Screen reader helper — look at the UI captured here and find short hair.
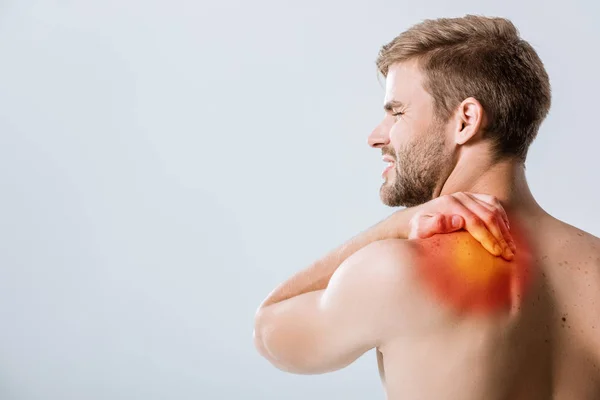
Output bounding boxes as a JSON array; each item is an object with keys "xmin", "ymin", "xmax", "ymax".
[{"xmin": 376, "ymin": 15, "xmax": 551, "ymax": 163}]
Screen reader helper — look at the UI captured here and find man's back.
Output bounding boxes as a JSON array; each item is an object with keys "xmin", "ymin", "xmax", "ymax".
[{"xmin": 377, "ymin": 215, "xmax": 600, "ymax": 400}]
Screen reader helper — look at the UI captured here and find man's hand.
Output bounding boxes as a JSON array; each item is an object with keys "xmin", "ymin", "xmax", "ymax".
[{"xmin": 407, "ymin": 192, "xmax": 516, "ymax": 260}]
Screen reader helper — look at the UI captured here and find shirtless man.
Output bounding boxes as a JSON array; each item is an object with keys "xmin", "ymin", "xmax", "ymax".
[{"xmin": 253, "ymin": 15, "xmax": 600, "ymax": 399}]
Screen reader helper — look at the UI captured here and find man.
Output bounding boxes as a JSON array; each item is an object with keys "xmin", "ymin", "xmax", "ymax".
[{"xmin": 253, "ymin": 15, "xmax": 600, "ymax": 399}]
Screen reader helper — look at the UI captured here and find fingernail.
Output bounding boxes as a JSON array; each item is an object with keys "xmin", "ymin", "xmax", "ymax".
[
  {"xmin": 494, "ymin": 244, "xmax": 502, "ymax": 255},
  {"xmin": 510, "ymin": 241, "xmax": 517, "ymax": 252},
  {"xmin": 504, "ymin": 247, "xmax": 514, "ymax": 259},
  {"xmin": 452, "ymin": 216, "xmax": 461, "ymax": 228}
]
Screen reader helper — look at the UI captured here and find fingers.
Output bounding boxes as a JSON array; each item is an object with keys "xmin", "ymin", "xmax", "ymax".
[
  {"xmin": 409, "ymin": 192, "xmax": 517, "ymax": 261},
  {"xmin": 497, "ymin": 213, "xmax": 516, "ymax": 253},
  {"xmin": 456, "ymin": 193, "xmax": 515, "ymax": 260},
  {"xmin": 452, "ymin": 193, "xmax": 513, "ymax": 259},
  {"xmin": 468, "ymin": 192, "xmax": 510, "ymax": 230},
  {"xmin": 468, "ymin": 195, "xmax": 516, "ymax": 253}
]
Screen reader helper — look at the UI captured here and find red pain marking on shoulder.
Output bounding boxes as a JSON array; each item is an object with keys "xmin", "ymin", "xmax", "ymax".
[{"xmin": 413, "ymin": 219, "xmax": 535, "ymax": 315}]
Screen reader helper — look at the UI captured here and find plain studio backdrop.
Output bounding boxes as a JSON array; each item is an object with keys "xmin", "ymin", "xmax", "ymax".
[{"xmin": 0, "ymin": 0, "xmax": 598, "ymax": 399}]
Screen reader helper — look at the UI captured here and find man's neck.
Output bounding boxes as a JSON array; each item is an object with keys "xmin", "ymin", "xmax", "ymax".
[{"xmin": 436, "ymin": 155, "xmax": 547, "ymax": 219}]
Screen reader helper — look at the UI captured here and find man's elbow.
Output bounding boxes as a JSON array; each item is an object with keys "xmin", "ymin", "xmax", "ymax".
[
  {"xmin": 253, "ymin": 308, "xmax": 319, "ymax": 374},
  {"xmin": 253, "ymin": 307, "xmax": 272, "ymax": 359},
  {"xmin": 253, "ymin": 308, "xmax": 286, "ymax": 368}
]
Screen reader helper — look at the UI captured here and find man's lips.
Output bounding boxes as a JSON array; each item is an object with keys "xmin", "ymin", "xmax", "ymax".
[{"xmin": 382, "ymin": 155, "xmax": 395, "ymax": 177}]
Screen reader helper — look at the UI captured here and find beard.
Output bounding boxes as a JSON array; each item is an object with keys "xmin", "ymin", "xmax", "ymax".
[{"xmin": 380, "ymin": 122, "xmax": 453, "ymax": 208}]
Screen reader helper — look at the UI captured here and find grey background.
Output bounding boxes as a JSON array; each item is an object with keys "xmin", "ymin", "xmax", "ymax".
[{"xmin": 0, "ymin": 0, "xmax": 598, "ymax": 399}]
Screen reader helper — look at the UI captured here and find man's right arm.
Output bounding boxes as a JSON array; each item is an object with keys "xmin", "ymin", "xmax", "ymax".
[
  {"xmin": 258, "ymin": 193, "xmax": 515, "ymax": 309},
  {"xmin": 310, "ymin": 192, "xmax": 516, "ymax": 290}
]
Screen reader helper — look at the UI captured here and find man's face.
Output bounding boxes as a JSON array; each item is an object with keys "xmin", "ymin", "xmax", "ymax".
[{"xmin": 368, "ymin": 61, "xmax": 454, "ymax": 208}]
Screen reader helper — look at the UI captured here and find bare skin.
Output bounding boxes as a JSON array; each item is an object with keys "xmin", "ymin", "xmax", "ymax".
[
  {"xmin": 254, "ymin": 60, "xmax": 600, "ymax": 398},
  {"xmin": 377, "ymin": 216, "xmax": 600, "ymax": 400}
]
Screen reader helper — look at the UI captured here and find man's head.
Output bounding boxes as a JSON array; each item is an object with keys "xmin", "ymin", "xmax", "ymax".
[{"xmin": 368, "ymin": 15, "xmax": 551, "ymax": 208}]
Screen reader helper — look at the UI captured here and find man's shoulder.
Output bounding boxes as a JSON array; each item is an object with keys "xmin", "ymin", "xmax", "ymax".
[
  {"xmin": 340, "ymin": 235, "xmax": 476, "ymax": 289},
  {"xmin": 337, "ymin": 238, "xmax": 450, "ymax": 304},
  {"xmin": 340, "ymin": 238, "xmax": 418, "ymax": 284},
  {"xmin": 363, "ymin": 232, "xmax": 521, "ymax": 312},
  {"xmin": 335, "ymin": 237, "xmax": 460, "ymax": 335},
  {"xmin": 352, "ymin": 232, "xmax": 494, "ymax": 275},
  {"xmin": 410, "ymin": 230, "xmax": 495, "ymax": 258},
  {"xmin": 412, "ymin": 231, "xmax": 535, "ymax": 314}
]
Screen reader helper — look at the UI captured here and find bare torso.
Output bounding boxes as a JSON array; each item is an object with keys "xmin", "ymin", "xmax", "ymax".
[{"xmin": 377, "ymin": 215, "xmax": 600, "ymax": 399}]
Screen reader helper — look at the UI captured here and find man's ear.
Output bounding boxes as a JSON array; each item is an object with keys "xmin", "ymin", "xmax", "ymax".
[{"xmin": 453, "ymin": 97, "xmax": 485, "ymax": 145}]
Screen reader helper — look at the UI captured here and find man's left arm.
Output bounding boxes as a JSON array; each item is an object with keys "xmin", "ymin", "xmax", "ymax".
[{"xmin": 253, "ymin": 239, "xmax": 412, "ymax": 374}]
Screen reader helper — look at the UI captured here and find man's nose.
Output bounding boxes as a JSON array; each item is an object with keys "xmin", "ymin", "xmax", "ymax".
[{"xmin": 368, "ymin": 122, "xmax": 390, "ymax": 148}]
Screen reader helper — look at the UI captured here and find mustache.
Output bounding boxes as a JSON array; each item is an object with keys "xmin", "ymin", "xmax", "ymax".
[{"xmin": 382, "ymin": 147, "xmax": 396, "ymax": 159}]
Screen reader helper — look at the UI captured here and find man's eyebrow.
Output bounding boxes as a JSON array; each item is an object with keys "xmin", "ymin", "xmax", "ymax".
[{"xmin": 383, "ymin": 100, "xmax": 405, "ymax": 112}]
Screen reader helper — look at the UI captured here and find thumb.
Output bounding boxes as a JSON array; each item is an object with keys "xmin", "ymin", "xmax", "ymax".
[
  {"xmin": 410, "ymin": 213, "xmax": 443, "ymax": 239},
  {"xmin": 448, "ymin": 215, "xmax": 464, "ymax": 231},
  {"xmin": 417, "ymin": 214, "xmax": 463, "ymax": 238}
]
